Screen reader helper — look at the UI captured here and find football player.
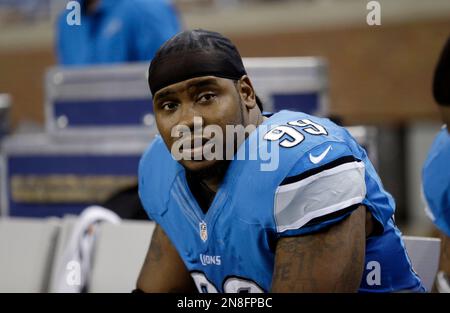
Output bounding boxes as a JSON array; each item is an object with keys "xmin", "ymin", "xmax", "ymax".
[
  {"xmin": 422, "ymin": 36, "xmax": 450, "ymax": 293},
  {"xmin": 136, "ymin": 29, "xmax": 424, "ymax": 293}
]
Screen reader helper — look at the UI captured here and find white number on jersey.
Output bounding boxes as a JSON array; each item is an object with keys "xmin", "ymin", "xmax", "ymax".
[
  {"xmin": 191, "ymin": 272, "xmax": 264, "ymax": 293},
  {"xmin": 264, "ymin": 118, "xmax": 328, "ymax": 147}
]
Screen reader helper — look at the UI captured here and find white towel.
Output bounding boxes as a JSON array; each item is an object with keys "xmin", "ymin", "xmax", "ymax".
[{"xmin": 50, "ymin": 206, "xmax": 121, "ymax": 293}]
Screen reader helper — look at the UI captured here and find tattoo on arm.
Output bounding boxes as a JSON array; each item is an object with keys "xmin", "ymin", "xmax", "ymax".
[
  {"xmin": 146, "ymin": 225, "xmax": 163, "ymax": 264},
  {"xmin": 137, "ymin": 225, "xmax": 197, "ymax": 292},
  {"xmin": 271, "ymin": 205, "xmax": 366, "ymax": 292}
]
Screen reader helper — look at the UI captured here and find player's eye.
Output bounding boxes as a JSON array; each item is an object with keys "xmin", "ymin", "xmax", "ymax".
[
  {"xmin": 197, "ymin": 92, "xmax": 217, "ymax": 103},
  {"xmin": 161, "ymin": 102, "xmax": 179, "ymax": 111}
]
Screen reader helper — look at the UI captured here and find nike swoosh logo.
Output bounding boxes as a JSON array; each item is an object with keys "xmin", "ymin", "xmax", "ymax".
[{"xmin": 309, "ymin": 145, "xmax": 332, "ymax": 164}]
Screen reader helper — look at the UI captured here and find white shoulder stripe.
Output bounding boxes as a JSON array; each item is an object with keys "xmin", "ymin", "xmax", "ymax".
[
  {"xmin": 277, "ymin": 161, "xmax": 365, "ymax": 193},
  {"xmin": 274, "ymin": 161, "xmax": 366, "ymax": 233}
]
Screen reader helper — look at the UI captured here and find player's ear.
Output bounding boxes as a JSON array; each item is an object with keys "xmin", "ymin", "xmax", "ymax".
[{"xmin": 237, "ymin": 75, "xmax": 257, "ymax": 110}]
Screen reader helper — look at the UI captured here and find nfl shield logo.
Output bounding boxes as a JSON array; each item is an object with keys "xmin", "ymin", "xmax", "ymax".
[{"xmin": 199, "ymin": 221, "xmax": 208, "ymax": 242}]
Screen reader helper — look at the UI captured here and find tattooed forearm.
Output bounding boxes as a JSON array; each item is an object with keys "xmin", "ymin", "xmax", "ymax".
[
  {"xmin": 271, "ymin": 205, "xmax": 366, "ymax": 292},
  {"xmin": 146, "ymin": 225, "xmax": 163, "ymax": 263},
  {"xmin": 137, "ymin": 224, "xmax": 197, "ymax": 292}
]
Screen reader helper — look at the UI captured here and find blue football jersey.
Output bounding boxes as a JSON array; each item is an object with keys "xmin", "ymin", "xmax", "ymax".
[
  {"xmin": 139, "ymin": 110, "xmax": 424, "ymax": 293},
  {"xmin": 423, "ymin": 126, "xmax": 450, "ymax": 236}
]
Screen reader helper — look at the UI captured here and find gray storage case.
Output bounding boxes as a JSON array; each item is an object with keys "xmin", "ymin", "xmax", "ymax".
[{"xmin": 45, "ymin": 58, "xmax": 328, "ymax": 137}]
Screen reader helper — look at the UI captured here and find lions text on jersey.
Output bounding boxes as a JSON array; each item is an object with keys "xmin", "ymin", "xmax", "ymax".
[{"xmin": 139, "ymin": 110, "xmax": 424, "ymax": 293}]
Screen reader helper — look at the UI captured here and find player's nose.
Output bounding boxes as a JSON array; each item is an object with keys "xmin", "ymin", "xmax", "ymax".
[{"xmin": 177, "ymin": 103, "xmax": 201, "ymax": 131}]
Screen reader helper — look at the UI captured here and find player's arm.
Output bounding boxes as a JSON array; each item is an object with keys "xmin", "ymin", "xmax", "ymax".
[
  {"xmin": 136, "ymin": 224, "xmax": 197, "ymax": 292},
  {"xmin": 271, "ymin": 205, "xmax": 372, "ymax": 292},
  {"xmin": 439, "ymin": 234, "xmax": 450, "ymax": 274}
]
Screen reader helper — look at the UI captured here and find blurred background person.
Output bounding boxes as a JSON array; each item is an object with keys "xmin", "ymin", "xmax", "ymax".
[
  {"xmin": 56, "ymin": 0, "xmax": 182, "ymax": 65},
  {"xmin": 55, "ymin": 0, "xmax": 182, "ymax": 220},
  {"xmin": 422, "ymin": 36, "xmax": 450, "ymax": 293}
]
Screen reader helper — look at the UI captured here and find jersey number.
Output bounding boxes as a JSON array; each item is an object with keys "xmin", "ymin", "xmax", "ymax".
[
  {"xmin": 264, "ymin": 118, "xmax": 328, "ymax": 148},
  {"xmin": 191, "ymin": 272, "xmax": 264, "ymax": 293}
]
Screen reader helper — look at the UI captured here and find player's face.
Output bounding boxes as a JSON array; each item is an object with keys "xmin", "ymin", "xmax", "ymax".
[{"xmin": 153, "ymin": 76, "xmax": 245, "ymax": 172}]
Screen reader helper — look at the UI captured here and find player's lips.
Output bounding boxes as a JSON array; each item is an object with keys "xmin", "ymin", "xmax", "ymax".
[{"xmin": 178, "ymin": 136, "xmax": 214, "ymax": 157}]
